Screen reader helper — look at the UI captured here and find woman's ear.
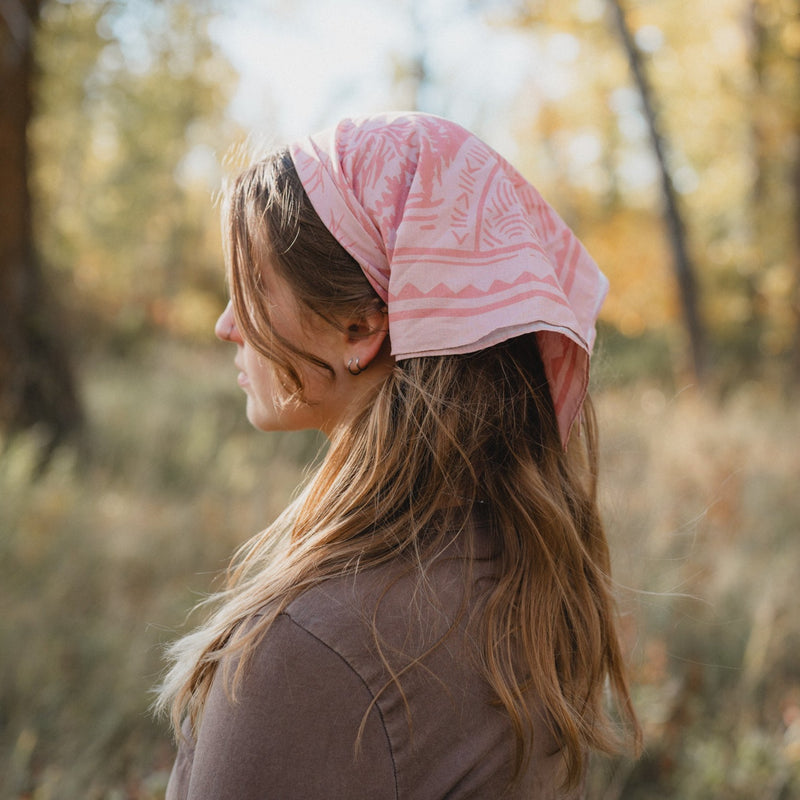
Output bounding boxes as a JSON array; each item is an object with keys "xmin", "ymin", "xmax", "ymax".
[{"xmin": 342, "ymin": 305, "xmax": 390, "ymax": 375}]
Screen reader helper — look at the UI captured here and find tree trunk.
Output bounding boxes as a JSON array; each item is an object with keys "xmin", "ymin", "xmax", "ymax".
[
  {"xmin": 607, "ymin": 0, "xmax": 708, "ymax": 383},
  {"xmin": 792, "ymin": 2, "xmax": 800, "ymax": 383},
  {"xmin": 792, "ymin": 128, "xmax": 800, "ymax": 383},
  {"xmin": 0, "ymin": 0, "xmax": 83, "ymax": 447},
  {"xmin": 746, "ymin": 0, "xmax": 769, "ymax": 374}
]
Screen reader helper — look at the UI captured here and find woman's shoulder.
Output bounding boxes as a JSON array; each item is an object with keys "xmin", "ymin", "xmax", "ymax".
[
  {"xmin": 173, "ymin": 603, "xmax": 398, "ymax": 800},
  {"xmin": 269, "ymin": 532, "xmax": 574, "ymax": 799},
  {"xmin": 282, "ymin": 527, "xmax": 494, "ymax": 674},
  {"xmin": 179, "ymin": 524, "xmax": 576, "ymax": 800}
]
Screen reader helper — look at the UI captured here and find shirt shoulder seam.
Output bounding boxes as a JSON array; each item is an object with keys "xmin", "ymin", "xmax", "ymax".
[{"xmin": 278, "ymin": 610, "xmax": 400, "ymax": 800}]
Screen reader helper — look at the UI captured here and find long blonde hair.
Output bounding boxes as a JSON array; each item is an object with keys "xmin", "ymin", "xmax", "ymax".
[{"xmin": 157, "ymin": 150, "xmax": 640, "ymax": 788}]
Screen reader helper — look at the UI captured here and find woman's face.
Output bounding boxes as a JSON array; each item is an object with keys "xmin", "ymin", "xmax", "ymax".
[{"xmin": 215, "ymin": 263, "xmax": 391, "ymax": 436}]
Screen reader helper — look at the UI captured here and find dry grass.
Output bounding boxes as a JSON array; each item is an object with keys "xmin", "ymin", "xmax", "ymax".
[
  {"xmin": 0, "ymin": 344, "xmax": 320, "ymax": 799},
  {"xmin": 1, "ymin": 344, "xmax": 798, "ymax": 798},
  {"xmin": 591, "ymin": 383, "xmax": 800, "ymax": 799}
]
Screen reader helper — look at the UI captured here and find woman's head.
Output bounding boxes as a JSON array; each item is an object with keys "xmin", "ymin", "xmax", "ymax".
[
  {"xmin": 218, "ymin": 149, "xmax": 394, "ymax": 434},
  {"xmin": 220, "ymin": 110, "xmax": 608, "ymax": 447}
]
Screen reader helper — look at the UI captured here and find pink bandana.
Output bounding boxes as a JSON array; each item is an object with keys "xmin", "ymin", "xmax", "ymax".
[{"xmin": 289, "ymin": 112, "xmax": 607, "ymax": 446}]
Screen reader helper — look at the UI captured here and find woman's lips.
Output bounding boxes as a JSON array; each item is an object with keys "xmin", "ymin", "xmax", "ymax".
[{"xmin": 235, "ymin": 363, "xmax": 249, "ymax": 388}]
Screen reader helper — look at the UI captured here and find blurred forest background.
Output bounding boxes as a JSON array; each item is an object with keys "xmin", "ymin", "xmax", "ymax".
[{"xmin": 1, "ymin": 0, "xmax": 799, "ymax": 797}]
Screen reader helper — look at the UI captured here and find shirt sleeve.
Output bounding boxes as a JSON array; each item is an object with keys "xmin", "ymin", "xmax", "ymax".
[{"xmin": 184, "ymin": 613, "xmax": 397, "ymax": 800}]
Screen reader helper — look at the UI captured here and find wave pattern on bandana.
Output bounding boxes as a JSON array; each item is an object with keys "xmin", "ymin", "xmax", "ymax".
[{"xmin": 290, "ymin": 112, "xmax": 608, "ymax": 446}]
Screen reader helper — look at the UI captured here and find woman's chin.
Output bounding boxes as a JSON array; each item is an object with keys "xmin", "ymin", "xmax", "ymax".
[
  {"xmin": 245, "ymin": 401, "xmax": 293, "ymax": 433},
  {"xmin": 244, "ymin": 399, "xmax": 274, "ymax": 432}
]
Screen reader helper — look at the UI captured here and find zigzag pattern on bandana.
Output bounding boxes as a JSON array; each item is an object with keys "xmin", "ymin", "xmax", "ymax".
[{"xmin": 290, "ymin": 112, "xmax": 608, "ymax": 446}]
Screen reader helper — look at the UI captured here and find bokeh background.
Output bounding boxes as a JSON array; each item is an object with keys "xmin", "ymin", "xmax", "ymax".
[{"xmin": 2, "ymin": 0, "xmax": 799, "ymax": 797}]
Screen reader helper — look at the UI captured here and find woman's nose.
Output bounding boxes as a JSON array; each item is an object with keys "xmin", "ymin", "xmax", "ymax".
[{"xmin": 215, "ymin": 301, "xmax": 243, "ymax": 343}]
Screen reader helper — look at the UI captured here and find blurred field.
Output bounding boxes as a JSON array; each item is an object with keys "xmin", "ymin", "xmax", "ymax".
[
  {"xmin": 592, "ymin": 376, "xmax": 800, "ymax": 799},
  {"xmin": 1, "ymin": 342, "xmax": 799, "ymax": 799}
]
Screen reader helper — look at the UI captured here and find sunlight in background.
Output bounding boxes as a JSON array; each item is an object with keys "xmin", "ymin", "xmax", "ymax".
[
  {"xmin": 209, "ymin": 0, "xmax": 407, "ymax": 138},
  {"xmin": 208, "ymin": 0, "xmax": 537, "ymax": 157}
]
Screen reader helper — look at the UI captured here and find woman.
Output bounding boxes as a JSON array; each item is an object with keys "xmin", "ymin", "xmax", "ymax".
[{"xmin": 159, "ymin": 112, "xmax": 640, "ymax": 799}]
